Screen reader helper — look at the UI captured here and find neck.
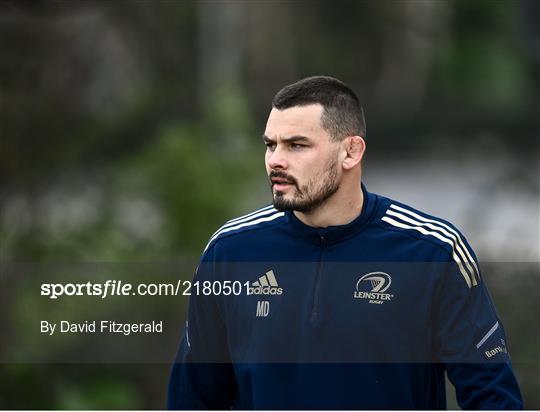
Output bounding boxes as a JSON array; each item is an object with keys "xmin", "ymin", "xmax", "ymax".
[{"xmin": 293, "ymin": 180, "xmax": 364, "ymax": 228}]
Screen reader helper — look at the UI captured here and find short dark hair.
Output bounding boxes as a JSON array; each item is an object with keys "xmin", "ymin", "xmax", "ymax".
[{"xmin": 272, "ymin": 76, "xmax": 366, "ymax": 141}]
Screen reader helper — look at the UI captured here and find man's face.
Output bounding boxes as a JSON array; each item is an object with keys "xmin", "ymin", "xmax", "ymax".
[{"xmin": 263, "ymin": 104, "xmax": 342, "ymax": 213}]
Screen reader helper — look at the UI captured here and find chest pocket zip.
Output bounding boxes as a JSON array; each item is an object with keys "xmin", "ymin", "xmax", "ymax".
[{"xmin": 310, "ymin": 233, "xmax": 327, "ymax": 321}]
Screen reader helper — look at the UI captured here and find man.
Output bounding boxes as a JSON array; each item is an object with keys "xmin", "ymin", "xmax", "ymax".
[{"xmin": 168, "ymin": 76, "xmax": 523, "ymax": 409}]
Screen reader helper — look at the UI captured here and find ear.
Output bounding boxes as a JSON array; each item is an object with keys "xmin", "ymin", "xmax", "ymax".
[{"xmin": 342, "ymin": 136, "xmax": 366, "ymax": 170}]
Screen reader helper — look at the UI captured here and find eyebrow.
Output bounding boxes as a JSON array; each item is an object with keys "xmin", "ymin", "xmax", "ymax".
[{"xmin": 262, "ymin": 134, "xmax": 311, "ymax": 143}]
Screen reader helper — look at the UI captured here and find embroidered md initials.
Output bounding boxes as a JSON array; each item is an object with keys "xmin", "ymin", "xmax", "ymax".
[{"xmin": 256, "ymin": 300, "xmax": 270, "ymax": 317}]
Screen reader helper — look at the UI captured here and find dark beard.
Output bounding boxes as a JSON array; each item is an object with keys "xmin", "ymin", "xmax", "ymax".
[{"xmin": 271, "ymin": 158, "xmax": 339, "ymax": 213}]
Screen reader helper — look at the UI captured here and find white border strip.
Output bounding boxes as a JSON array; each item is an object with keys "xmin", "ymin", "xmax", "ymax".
[
  {"xmin": 476, "ymin": 321, "xmax": 499, "ymax": 349},
  {"xmin": 227, "ymin": 204, "xmax": 275, "ymax": 224},
  {"xmin": 209, "ymin": 206, "xmax": 277, "ymax": 239},
  {"xmin": 185, "ymin": 320, "xmax": 190, "ymax": 348},
  {"xmin": 386, "ymin": 209, "xmax": 478, "ymax": 286},
  {"xmin": 204, "ymin": 211, "xmax": 284, "ymax": 251},
  {"xmin": 390, "ymin": 204, "xmax": 480, "ymax": 280},
  {"xmin": 381, "ymin": 216, "xmax": 473, "ymax": 288}
]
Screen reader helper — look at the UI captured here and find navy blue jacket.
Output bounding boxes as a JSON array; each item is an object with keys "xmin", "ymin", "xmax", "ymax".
[{"xmin": 168, "ymin": 185, "xmax": 523, "ymax": 409}]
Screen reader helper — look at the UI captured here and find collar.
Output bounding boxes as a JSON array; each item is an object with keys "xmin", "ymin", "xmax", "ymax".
[{"xmin": 285, "ymin": 183, "xmax": 378, "ymax": 246}]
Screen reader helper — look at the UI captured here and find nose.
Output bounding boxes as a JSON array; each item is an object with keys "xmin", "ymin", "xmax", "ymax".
[{"xmin": 267, "ymin": 145, "xmax": 288, "ymax": 170}]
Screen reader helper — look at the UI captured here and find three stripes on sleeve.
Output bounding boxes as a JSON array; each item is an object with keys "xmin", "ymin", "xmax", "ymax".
[
  {"xmin": 202, "ymin": 202, "xmax": 481, "ymax": 289},
  {"xmin": 204, "ymin": 205, "xmax": 284, "ymax": 252},
  {"xmin": 382, "ymin": 204, "xmax": 480, "ymax": 288}
]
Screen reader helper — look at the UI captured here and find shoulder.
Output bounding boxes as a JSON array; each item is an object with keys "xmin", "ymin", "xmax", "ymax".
[
  {"xmin": 202, "ymin": 204, "xmax": 286, "ymax": 254},
  {"xmin": 375, "ymin": 196, "xmax": 465, "ymax": 248},
  {"xmin": 373, "ymin": 194, "xmax": 480, "ymax": 288}
]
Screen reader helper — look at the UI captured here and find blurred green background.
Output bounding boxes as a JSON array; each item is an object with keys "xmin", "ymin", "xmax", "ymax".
[{"xmin": 0, "ymin": 0, "xmax": 538, "ymax": 409}]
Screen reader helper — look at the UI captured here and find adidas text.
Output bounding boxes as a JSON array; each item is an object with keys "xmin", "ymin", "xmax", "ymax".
[{"xmin": 248, "ymin": 286, "xmax": 283, "ymax": 295}]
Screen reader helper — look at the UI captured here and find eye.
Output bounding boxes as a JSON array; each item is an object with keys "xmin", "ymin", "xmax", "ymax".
[
  {"xmin": 290, "ymin": 143, "xmax": 306, "ymax": 150},
  {"xmin": 265, "ymin": 142, "xmax": 276, "ymax": 151}
]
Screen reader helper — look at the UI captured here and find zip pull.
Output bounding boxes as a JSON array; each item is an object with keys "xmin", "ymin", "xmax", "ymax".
[{"xmin": 319, "ymin": 234, "xmax": 326, "ymax": 247}]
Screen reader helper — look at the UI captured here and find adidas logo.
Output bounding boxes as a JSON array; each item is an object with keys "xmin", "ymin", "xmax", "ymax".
[{"xmin": 248, "ymin": 270, "xmax": 283, "ymax": 295}]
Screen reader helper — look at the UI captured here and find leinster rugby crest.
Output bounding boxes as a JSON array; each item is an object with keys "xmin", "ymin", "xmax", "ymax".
[{"xmin": 354, "ymin": 272, "xmax": 394, "ymax": 305}]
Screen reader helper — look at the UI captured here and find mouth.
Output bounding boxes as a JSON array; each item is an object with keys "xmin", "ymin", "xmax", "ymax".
[
  {"xmin": 273, "ymin": 183, "xmax": 292, "ymax": 191},
  {"xmin": 271, "ymin": 177, "xmax": 294, "ymax": 191}
]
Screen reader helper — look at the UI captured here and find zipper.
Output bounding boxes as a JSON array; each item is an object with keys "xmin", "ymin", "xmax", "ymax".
[{"xmin": 310, "ymin": 233, "xmax": 326, "ymax": 321}]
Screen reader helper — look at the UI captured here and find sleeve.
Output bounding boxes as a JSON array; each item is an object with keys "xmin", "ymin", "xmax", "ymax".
[
  {"xmin": 167, "ymin": 247, "xmax": 238, "ymax": 409},
  {"xmin": 433, "ymin": 241, "xmax": 523, "ymax": 410}
]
